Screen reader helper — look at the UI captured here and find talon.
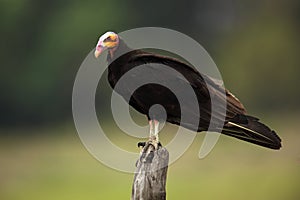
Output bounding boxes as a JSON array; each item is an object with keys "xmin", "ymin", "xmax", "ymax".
[
  {"xmin": 152, "ymin": 142, "xmax": 158, "ymax": 150},
  {"xmin": 137, "ymin": 142, "xmax": 146, "ymax": 148}
]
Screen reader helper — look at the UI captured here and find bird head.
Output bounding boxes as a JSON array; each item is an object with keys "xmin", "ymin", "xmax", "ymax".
[{"xmin": 94, "ymin": 31, "xmax": 119, "ymax": 58}]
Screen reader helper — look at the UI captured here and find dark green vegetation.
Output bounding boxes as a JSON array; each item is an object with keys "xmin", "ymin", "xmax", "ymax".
[
  {"xmin": 1, "ymin": 0, "xmax": 299, "ymax": 199},
  {"xmin": 1, "ymin": 0, "xmax": 299, "ymax": 126}
]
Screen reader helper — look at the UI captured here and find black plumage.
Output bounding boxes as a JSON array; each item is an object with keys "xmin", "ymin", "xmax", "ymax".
[{"xmin": 96, "ymin": 33, "xmax": 281, "ymax": 150}]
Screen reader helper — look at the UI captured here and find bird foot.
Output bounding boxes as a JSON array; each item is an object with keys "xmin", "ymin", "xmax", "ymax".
[
  {"xmin": 137, "ymin": 140, "xmax": 162, "ymax": 149},
  {"xmin": 137, "ymin": 141, "xmax": 146, "ymax": 148},
  {"xmin": 137, "ymin": 140, "xmax": 162, "ymax": 164}
]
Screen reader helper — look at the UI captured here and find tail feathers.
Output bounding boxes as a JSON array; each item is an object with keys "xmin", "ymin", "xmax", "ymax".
[{"xmin": 222, "ymin": 115, "xmax": 281, "ymax": 149}]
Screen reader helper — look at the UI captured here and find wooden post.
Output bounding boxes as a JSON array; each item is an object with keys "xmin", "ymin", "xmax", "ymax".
[{"xmin": 131, "ymin": 145, "xmax": 169, "ymax": 200}]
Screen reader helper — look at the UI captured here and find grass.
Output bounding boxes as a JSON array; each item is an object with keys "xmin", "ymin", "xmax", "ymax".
[{"xmin": 0, "ymin": 114, "xmax": 299, "ymax": 200}]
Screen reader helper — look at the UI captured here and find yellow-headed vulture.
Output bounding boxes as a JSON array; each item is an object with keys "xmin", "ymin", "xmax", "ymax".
[{"xmin": 94, "ymin": 31, "xmax": 281, "ymax": 150}]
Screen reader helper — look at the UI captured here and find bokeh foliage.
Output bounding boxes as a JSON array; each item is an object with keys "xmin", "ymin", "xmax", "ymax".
[{"xmin": 1, "ymin": 0, "xmax": 299, "ymax": 126}]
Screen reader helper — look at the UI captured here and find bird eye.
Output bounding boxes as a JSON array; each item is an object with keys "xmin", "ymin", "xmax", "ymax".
[{"xmin": 104, "ymin": 36, "xmax": 111, "ymax": 42}]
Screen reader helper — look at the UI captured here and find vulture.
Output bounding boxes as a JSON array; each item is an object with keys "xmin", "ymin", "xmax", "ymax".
[{"xmin": 94, "ymin": 31, "xmax": 281, "ymax": 150}]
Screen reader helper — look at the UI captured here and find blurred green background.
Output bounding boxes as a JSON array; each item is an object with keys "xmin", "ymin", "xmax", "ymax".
[{"xmin": 1, "ymin": 0, "xmax": 300, "ymax": 199}]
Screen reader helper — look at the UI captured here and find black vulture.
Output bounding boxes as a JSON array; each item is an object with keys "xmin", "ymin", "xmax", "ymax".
[{"xmin": 94, "ymin": 31, "xmax": 281, "ymax": 150}]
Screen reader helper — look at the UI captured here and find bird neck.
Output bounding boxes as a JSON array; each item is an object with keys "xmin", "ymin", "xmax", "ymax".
[
  {"xmin": 107, "ymin": 38, "xmax": 133, "ymax": 89},
  {"xmin": 107, "ymin": 38, "xmax": 131, "ymax": 63}
]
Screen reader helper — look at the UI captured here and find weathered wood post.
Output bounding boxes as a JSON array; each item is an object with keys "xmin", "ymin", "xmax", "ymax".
[{"xmin": 131, "ymin": 144, "xmax": 169, "ymax": 200}]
